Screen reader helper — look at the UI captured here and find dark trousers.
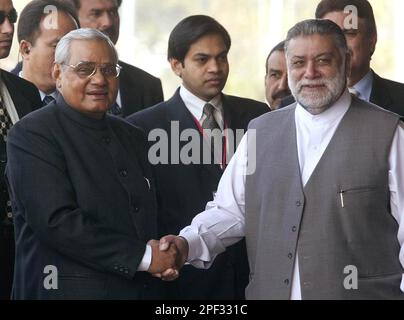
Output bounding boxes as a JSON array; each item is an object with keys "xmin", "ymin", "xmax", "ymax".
[{"xmin": 0, "ymin": 224, "xmax": 14, "ymax": 300}]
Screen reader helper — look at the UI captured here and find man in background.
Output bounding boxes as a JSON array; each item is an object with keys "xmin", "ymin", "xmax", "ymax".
[
  {"xmin": 0, "ymin": 0, "xmax": 41, "ymax": 300},
  {"xmin": 66, "ymin": 0, "xmax": 164, "ymax": 116},
  {"xmin": 264, "ymin": 40, "xmax": 290, "ymax": 110},
  {"xmin": 16, "ymin": 0, "xmax": 79, "ymax": 106}
]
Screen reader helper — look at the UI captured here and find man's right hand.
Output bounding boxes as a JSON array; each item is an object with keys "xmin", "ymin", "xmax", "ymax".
[
  {"xmin": 147, "ymin": 239, "xmax": 179, "ymax": 278},
  {"xmin": 157, "ymin": 235, "xmax": 188, "ymax": 280}
]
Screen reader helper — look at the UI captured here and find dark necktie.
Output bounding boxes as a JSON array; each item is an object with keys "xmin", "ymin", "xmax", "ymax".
[
  {"xmin": 202, "ymin": 103, "xmax": 222, "ymax": 164},
  {"xmin": 0, "ymin": 95, "xmax": 13, "ymax": 222},
  {"xmin": 42, "ymin": 95, "xmax": 55, "ymax": 107},
  {"xmin": 108, "ymin": 102, "xmax": 122, "ymax": 116},
  {"xmin": 0, "ymin": 95, "xmax": 12, "ymax": 142},
  {"xmin": 202, "ymin": 103, "xmax": 220, "ymax": 131}
]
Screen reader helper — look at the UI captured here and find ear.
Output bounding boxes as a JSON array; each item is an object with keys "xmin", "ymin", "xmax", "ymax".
[
  {"xmin": 345, "ymin": 51, "xmax": 352, "ymax": 79},
  {"xmin": 52, "ymin": 63, "xmax": 62, "ymax": 89},
  {"xmin": 169, "ymin": 58, "xmax": 183, "ymax": 78},
  {"xmin": 19, "ymin": 40, "xmax": 31, "ymax": 59},
  {"xmin": 369, "ymin": 32, "xmax": 377, "ymax": 57}
]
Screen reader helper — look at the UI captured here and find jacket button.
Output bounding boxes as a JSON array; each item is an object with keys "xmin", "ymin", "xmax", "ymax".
[
  {"xmin": 133, "ymin": 207, "xmax": 140, "ymax": 213},
  {"xmin": 102, "ymin": 137, "xmax": 111, "ymax": 144},
  {"xmin": 288, "ymin": 253, "xmax": 293, "ymax": 259},
  {"xmin": 284, "ymin": 279, "xmax": 290, "ymax": 285},
  {"xmin": 119, "ymin": 170, "xmax": 128, "ymax": 177},
  {"xmin": 7, "ymin": 212, "xmax": 13, "ymax": 219},
  {"xmin": 292, "ymin": 226, "xmax": 297, "ymax": 232},
  {"xmin": 296, "ymin": 200, "xmax": 302, "ymax": 207}
]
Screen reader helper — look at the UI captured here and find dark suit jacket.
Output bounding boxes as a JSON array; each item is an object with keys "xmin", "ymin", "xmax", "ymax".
[
  {"xmin": 119, "ymin": 61, "xmax": 164, "ymax": 116},
  {"xmin": 11, "ymin": 61, "xmax": 164, "ymax": 117},
  {"xmin": 0, "ymin": 70, "xmax": 41, "ymax": 300},
  {"xmin": 279, "ymin": 71, "xmax": 404, "ymax": 116},
  {"xmin": 127, "ymin": 89, "xmax": 269, "ymax": 299},
  {"xmin": 6, "ymin": 95, "xmax": 159, "ymax": 299}
]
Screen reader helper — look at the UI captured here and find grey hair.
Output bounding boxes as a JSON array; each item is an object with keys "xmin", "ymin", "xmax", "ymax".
[
  {"xmin": 55, "ymin": 28, "xmax": 118, "ymax": 65},
  {"xmin": 285, "ymin": 19, "xmax": 348, "ymax": 57}
]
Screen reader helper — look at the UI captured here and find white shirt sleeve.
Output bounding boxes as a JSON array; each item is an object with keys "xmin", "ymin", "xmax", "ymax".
[
  {"xmin": 388, "ymin": 121, "xmax": 404, "ymax": 292},
  {"xmin": 179, "ymin": 131, "xmax": 249, "ymax": 269},
  {"xmin": 137, "ymin": 244, "xmax": 152, "ymax": 271}
]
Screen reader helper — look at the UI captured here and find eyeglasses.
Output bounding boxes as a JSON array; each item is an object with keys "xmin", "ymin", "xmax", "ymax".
[
  {"xmin": 63, "ymin": 61, "xmax": 122, "ymax": 79},
  {"xmin": 0, "ymin": 9, "xmax": 18, "ymax": 25}
]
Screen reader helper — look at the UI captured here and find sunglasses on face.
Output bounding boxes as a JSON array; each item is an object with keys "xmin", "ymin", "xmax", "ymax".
[
  {"xmin": 0, "ymin": 8, "xmax": 18, "ymax": 24},
  {"xmin": 63, "ymin": 61, "xmax": 122, "ymax": 79}
]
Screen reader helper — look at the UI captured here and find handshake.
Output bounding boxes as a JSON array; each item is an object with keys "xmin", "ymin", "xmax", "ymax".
[{"xmin": 147, "ymin": 235, "xmax": 188, "ymax": 281}]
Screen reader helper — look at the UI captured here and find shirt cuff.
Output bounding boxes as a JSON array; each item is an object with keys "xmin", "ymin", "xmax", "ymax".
[
  {"xmin": 180, "ymin": 228, "xmax": 205, "ymax": 263},
  {"xmin": 137, "ymin": 244, "xmax": 152, "ymax": 271}
]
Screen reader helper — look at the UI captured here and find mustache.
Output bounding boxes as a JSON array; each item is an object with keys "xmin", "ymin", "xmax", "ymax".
[{"xmin": 296, "ymin": 80, "xmax": 328, "ymax": 91}]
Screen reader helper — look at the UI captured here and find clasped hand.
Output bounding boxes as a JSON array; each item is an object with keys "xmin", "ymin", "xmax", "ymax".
[{"xmin": 147, "ymin": 235, "xmax": 188, "ymax": 281}]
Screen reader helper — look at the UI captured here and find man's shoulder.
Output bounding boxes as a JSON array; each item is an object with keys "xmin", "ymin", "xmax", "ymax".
[
  {"xmin": 1, "ymin": 69, "xmax": 38, "ymax": 94},
  {"xmin": 248, "ymin": 103, "xmax": 296, "ymax": 129},
  {"xmin": 126, "ymin": 99, "xmax": 171, "ymax": 128},
  {"xmin": 374, "ymin": 73, "xmax": 404, "ymax": 94},
  {"xmin": 353, "ymin": 96, "xmax": 402, "ymax": 121},
  {"xmin": 223, "ymin": 94, "xmax": 268, "ymax": 110},
  {"xmin": 119, "ymin": 60, "xmax": 160, "ymax": 84}
]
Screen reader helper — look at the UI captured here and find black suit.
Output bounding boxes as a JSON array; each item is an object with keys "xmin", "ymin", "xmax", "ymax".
[
  {"xmin": 11, "ymin": 61, "xmax": 164, "ymax": 116},
  {"xmin": 0, "ymin": 70, "xmax": 41, "ymax": 300},
  {"xmin": 279, "ymin": 71, "xmax": 404, "ymax": 116},
  {"xmin": 118, "ymin": 61, "xmax": 164, "ymax": 116},
  {"xmin": 127, "ymin": 89, "xmax": 268, "ymax": 299},
  {"xmin": 6, "ymin": 95, "xmax": 159, "ymax": 299}
]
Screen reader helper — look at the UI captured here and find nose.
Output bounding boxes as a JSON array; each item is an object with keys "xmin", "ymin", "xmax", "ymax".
[
  {"xmin": 304, "ymin": 61, "xmax": 319, "ymax": 79},
  {"xmin": 100, "ymin": 12, "xmax": 114, "ymax": 29},
  {"xmin": 278, "ymin": 74, "xmax": 289, "ymax": 91},
  {"xmin": 0, "ymin": 17, "xmax": 14, "ymax": 34},
  {"xmin": 207, "ymin": 58, "xmax": 220, "ymax": 73},
  {"xmin": 90, "ymin": 67, "xmax": 107, "ymax": 85}
]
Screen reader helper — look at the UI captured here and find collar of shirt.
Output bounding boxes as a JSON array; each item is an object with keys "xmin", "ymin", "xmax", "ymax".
[
  {"xmin": 295, "ymin": 89, "xmax": 351, "ymax": 186},
  {"xmin": 115, "ymin": 90, "xmax": 122, "ymax": 109},
  {"xmin": 39, "ymin": 90, "xmax": 58, "ymax": 101},
  {"xmin": 295, "ymin": 89, "xmax": 351, "ymax": 128},
  {"xmin": 351, "ymin": 69, "xmax": 373, "ymax": 102},
  {"xmin": 179, "ymin": 85, "xmax": 224, "ymax": 129}
]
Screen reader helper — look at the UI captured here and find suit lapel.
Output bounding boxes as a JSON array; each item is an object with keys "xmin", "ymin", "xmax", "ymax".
[
  {"xmin": 1, "ymin": 71, "xmax": 39, "ymax": 118},
  {"xmin": 166, "ymin": 89, "xmax": 223, "ymax": 178},
  {"xmin": 370, "ymin": 71, "xmax": 393, "ymax": 109},
  {"xmin": 118, "ymin": 61, "xmax": 139, "ymax": 117}
]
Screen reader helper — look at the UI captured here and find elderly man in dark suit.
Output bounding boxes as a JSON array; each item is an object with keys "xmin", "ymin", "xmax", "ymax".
[
  {"xmin": 0, "ymin": 0, "xmax": 41, "ymax": 300},
  {"xmin": 6, "ymin": 28, "xmax": 177, "ymax": 300},
  {"xmin": 128, "ymin": 15, "xmax": 268, "ymax": 300},
  {"xmin": 281, "ymin": 0, "xmax": 404, "ymax": 116}
]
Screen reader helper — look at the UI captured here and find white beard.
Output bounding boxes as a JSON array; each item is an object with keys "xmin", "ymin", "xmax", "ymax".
[{"xmin": 289, "ymin": 64, "xmax": 347, "ymax": 115}]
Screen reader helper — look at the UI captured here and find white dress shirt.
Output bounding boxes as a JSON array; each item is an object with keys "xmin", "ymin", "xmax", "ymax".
[
  {"xmin": 180, "ymin": 89, "xmax": 404, "ymax": 298},
  {"xmin": 349, "ymin": 70, "xmax": 373, "ymax": 102},
  {"xmin": 180, "ymin": 85, "xmax": 224, "ymax": 129}
]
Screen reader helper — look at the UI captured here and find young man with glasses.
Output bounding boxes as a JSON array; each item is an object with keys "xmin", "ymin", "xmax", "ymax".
[{"xmin": 0, "ymin": 0, "xmax": 41, "ymax": 300}]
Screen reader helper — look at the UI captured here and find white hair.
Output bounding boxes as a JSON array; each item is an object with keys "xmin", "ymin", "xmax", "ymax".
[{"xmin": 55, "ymin": 28, "xmax": 118, "ymax": 65}]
